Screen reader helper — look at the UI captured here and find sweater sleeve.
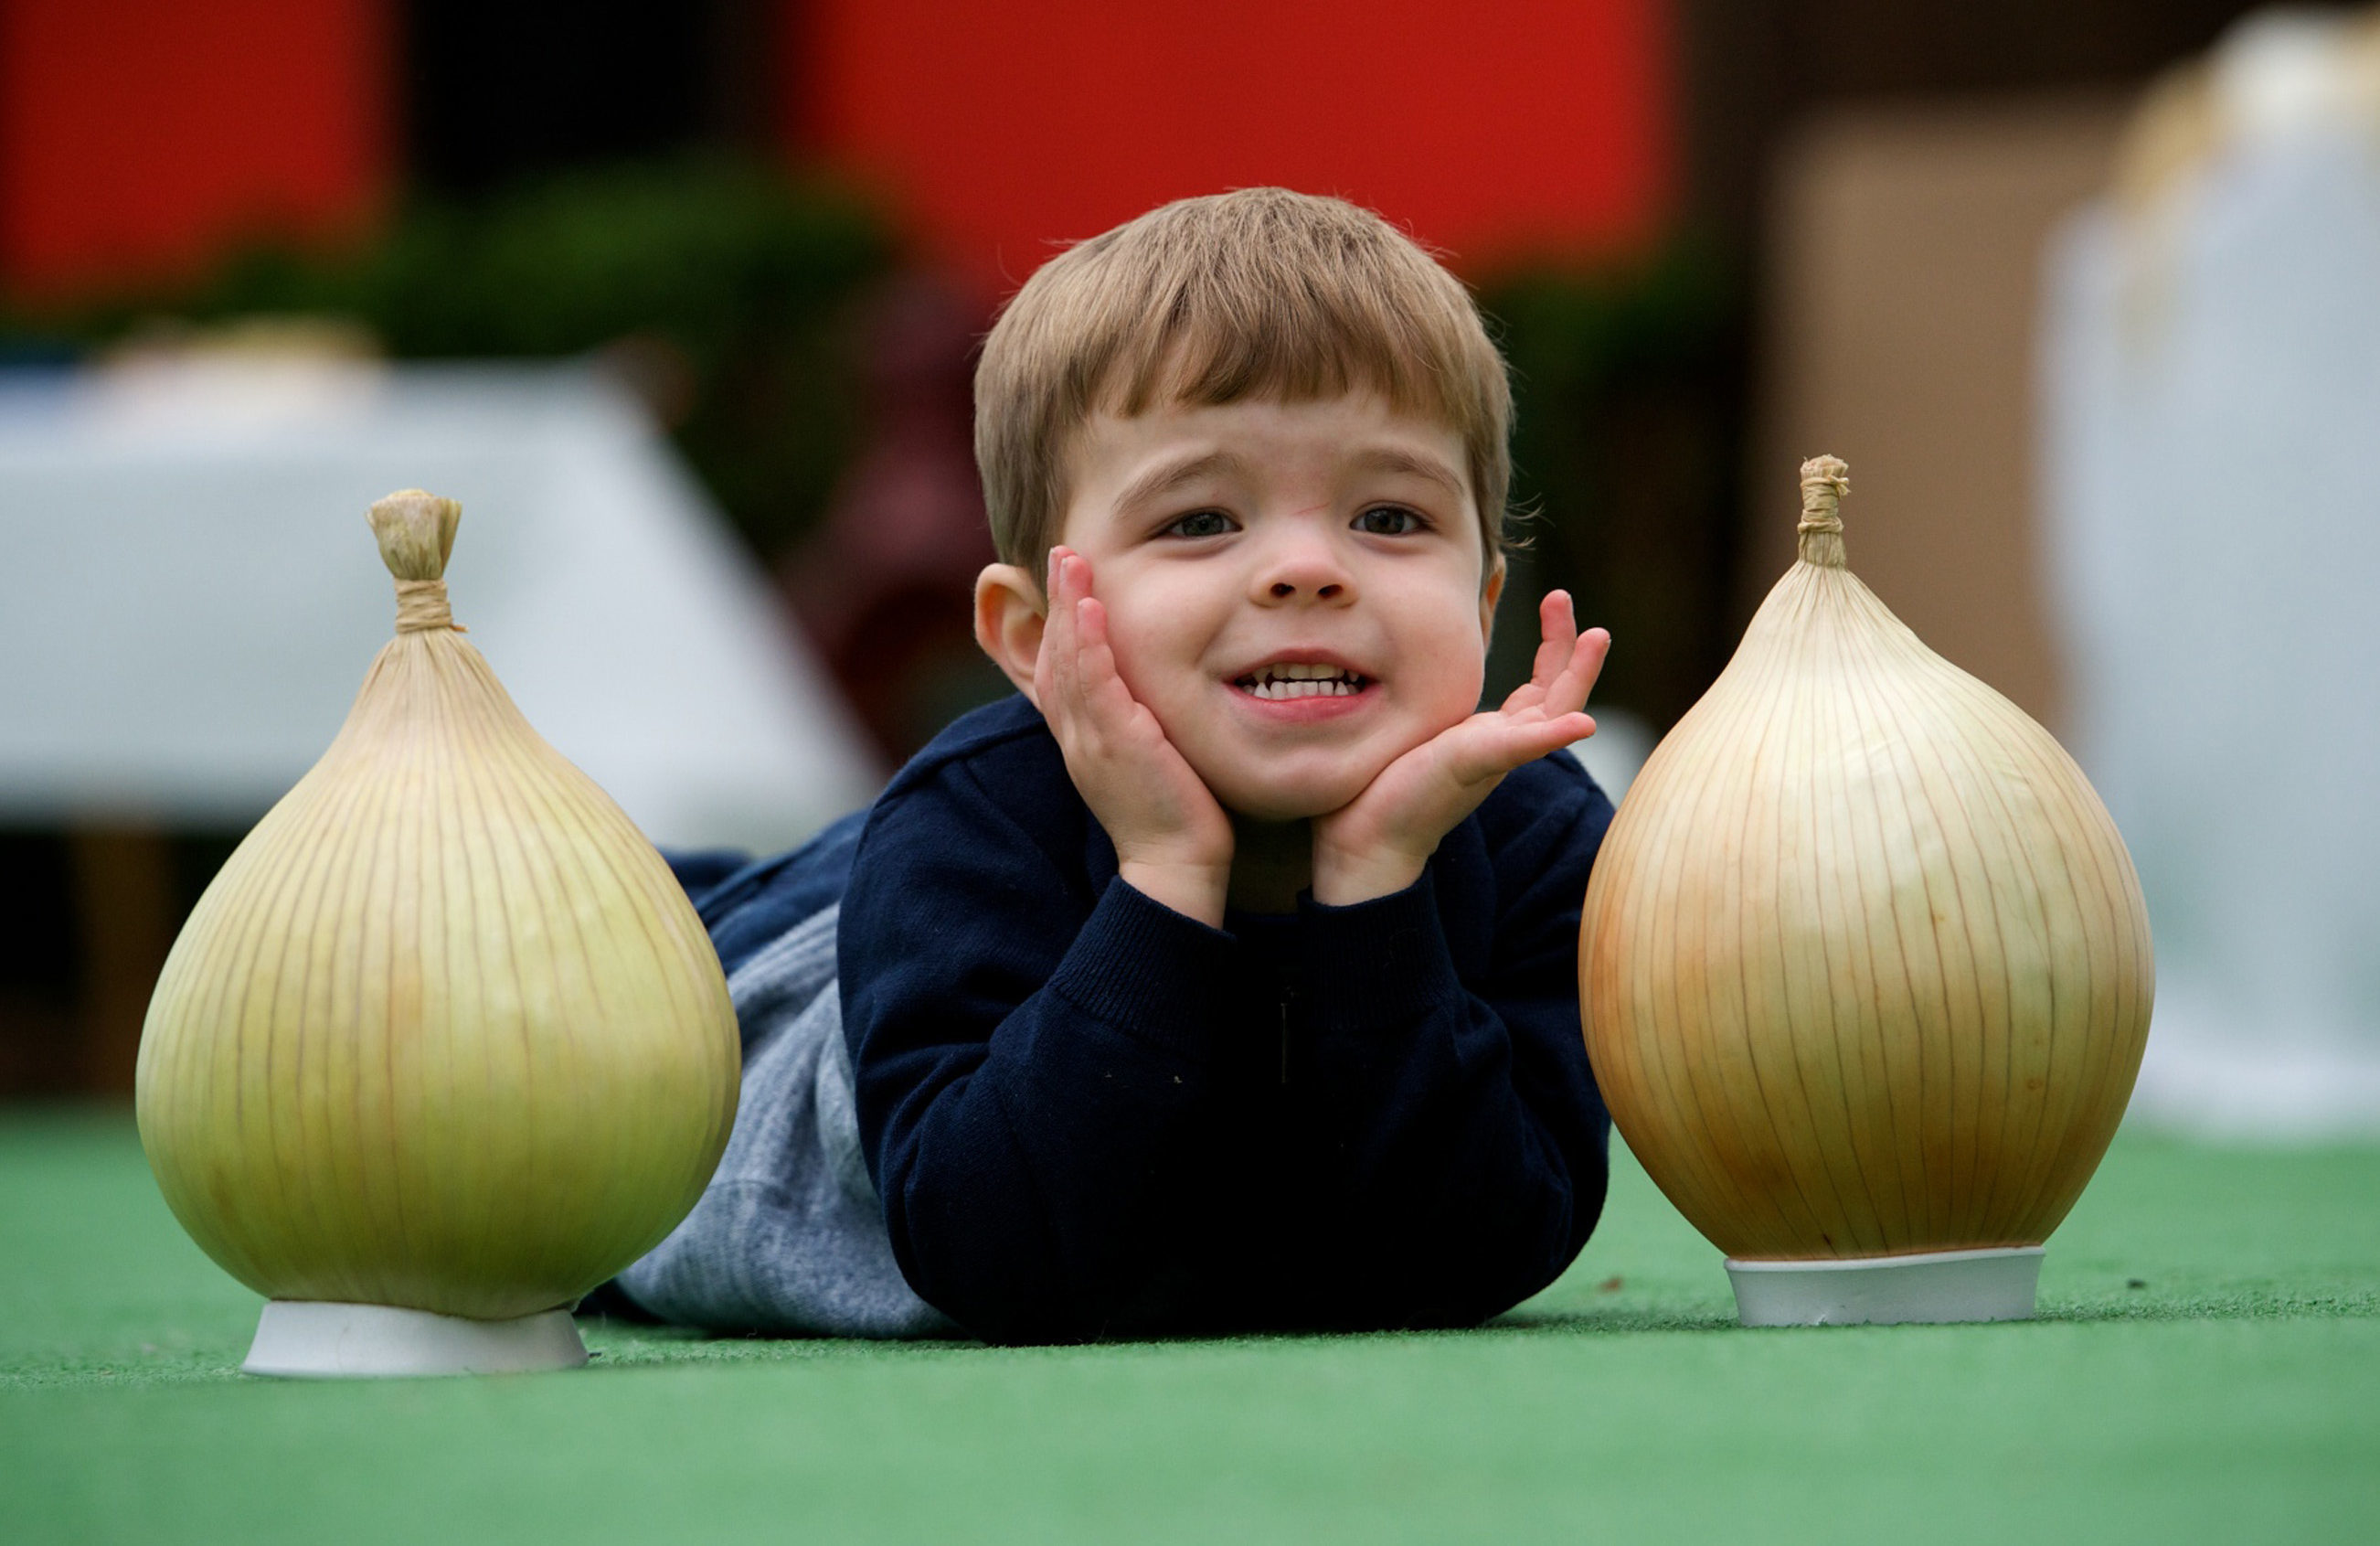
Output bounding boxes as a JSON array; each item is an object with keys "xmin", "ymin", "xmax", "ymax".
[
  {"xmin": 839, "ymin": 744, "xmax": 1245, "ymax": 1343},
  {"xmin": 1288, "ymin": 752, "xmax": 1615, "ymax": 1327}
]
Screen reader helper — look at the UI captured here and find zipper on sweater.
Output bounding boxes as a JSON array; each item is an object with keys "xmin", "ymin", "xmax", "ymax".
[{"xmin": 1277, "ymin": 990, "xmax": 1292, "ymax": 1086}]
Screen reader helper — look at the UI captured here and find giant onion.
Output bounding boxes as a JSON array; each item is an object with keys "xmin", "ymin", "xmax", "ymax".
[
  {"xmin": 1579, "ymin": 458, "xmax": 2153, "ymax": 1325},
  {"xmin": 136, "ymin": 490, "xmax": 739, "ymax": 1374}
]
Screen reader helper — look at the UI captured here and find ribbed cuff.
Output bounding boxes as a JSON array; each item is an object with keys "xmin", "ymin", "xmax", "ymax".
[
  {"xmin": 1045, "ymin": 875, "xmax": 1243, "ymax": 1061},
  {"xmin": 1295, "ymin": 869, "xmax": 1465, "ymax": 1035}
]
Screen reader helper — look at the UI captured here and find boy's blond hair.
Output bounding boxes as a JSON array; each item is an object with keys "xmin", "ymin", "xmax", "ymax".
[{"xmin": 974, "ymin": 188, "xmax": 1513, "ymax": 579}]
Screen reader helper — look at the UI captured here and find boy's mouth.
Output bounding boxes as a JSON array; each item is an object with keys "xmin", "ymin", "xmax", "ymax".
[{"xmin": 1232, "ymin": 662, "xmax": 1372, "ymax": 701}]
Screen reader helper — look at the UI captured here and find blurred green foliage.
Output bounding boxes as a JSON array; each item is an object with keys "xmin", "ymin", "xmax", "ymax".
[
  {"xmin": 1481, "ymin": 247, "xmax": 1748, "ymax": 728},
  {"xmin": 0, "ymin": 158, "xmax": 897, "ymax": 561}
]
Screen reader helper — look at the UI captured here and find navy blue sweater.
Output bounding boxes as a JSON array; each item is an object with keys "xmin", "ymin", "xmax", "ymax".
[{"xmin": 835, "ymin": 693, "xmax": 1615, "ymax": 1344}]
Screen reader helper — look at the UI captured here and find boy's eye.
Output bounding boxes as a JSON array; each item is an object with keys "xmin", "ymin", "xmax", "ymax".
[
  {"xmin": 1355, "ymin": 505, "xmax": 1427, "ymax": 536},
  {"xmin": 1163, "ymin": 508, "xmax": 1237, "ymax": 539}
]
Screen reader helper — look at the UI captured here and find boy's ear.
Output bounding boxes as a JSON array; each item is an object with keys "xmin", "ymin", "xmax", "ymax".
[
  {"xmin": 974, "ymin": 562, "xmax": 1047, "ymax": 706},
  {"xmin": 1478, "ymin": 554, "xmax": 1507, "ymax": 645}
]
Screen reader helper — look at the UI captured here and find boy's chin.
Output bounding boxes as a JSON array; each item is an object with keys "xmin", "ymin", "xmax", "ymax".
[
  {"xmin": 1207, "ymin": 771, "xmax": 1381, "ymax": 825},
  {"xmin": 1193, "ymin": 741, "xmax": 1429, "ymax": 823}
]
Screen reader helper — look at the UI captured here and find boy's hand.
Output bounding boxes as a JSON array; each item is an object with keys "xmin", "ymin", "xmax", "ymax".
[
  {"xmin": 1312, "ymin": 592, "xmax": 1609, "ymax": 907},
  {"xmin": 1037, "ymin": 548, "xmax": 1235, "ymax": 926}
]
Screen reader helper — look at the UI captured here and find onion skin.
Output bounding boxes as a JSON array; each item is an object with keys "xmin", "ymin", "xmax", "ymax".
[
  {"xmin": 136, "ymin": 495, "xmax": 739, "ymax": 1319},
  {"xmin": 1579, "ymin": 460, "xmax": 2152, "ymax": 1262}
]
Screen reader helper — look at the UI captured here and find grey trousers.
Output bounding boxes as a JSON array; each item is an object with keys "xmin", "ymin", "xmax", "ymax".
[{"xmin": 614, "ymin": 904, "xmax": 955, "ymax": 1338}]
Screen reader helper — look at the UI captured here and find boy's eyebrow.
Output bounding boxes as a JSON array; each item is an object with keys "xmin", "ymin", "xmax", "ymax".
[
  {"xmin": 1111, "ymin": 450, "xmax": 1250, "ymax": 513},
  {"xmin": 1349, "ymin": 447, "xmax": 1467, "ymax": 499}
]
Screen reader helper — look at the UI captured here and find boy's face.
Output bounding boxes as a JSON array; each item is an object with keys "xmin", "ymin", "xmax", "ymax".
[{"xmin": 1051, "ymin": 392, "xmax": 1500, "ymax": 821}]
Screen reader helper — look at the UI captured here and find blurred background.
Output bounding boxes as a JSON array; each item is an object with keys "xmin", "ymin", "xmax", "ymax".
[{"xmin": 1, "ymin": 0, "xmax": 2373, "ymax": 1136}]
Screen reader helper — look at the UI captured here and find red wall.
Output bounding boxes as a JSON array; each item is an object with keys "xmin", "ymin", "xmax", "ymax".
[
  {"xmin": 0, "ymin": 0, "xmax": 389, "ymax": 299},
  {"xmin": 0, "ymin": 0, "xmax": 1667, "ymax": 300},
  {"xmin": 794, "ymin": 0, "xmax": 1673, "ymax": 289}
]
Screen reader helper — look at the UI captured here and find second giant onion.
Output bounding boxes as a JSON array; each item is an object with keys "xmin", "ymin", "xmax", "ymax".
[{"xmin": 1579, "ymin": 458, "xmax": 2152, "ymax": 1317}]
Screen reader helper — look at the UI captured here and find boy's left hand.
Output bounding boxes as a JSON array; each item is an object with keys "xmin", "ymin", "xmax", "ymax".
[{"xmin": 1311, "ymin": 592, "xmax": 1609, "ymax": 907}]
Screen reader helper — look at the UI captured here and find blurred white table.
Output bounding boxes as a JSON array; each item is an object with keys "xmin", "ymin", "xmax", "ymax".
[{"xmin": 0, "ymin": 357, "xmax": 879, "ymax": 852}]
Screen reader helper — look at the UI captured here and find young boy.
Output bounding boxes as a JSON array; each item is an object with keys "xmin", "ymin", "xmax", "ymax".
[{"xmin": 611, "ymin": 188, "xmax": 1616, "ymax": 1344}]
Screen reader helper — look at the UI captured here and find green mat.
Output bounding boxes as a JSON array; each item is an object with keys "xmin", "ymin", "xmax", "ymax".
[{"xmin": 2, "ymin": 1107, "xmax": 2373, "ymax": 1544}]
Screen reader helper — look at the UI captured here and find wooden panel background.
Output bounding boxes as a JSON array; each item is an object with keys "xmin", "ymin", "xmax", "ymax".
[{"xmin": 1752, "ymin": 95, "xmax": 2129, "ymax": 735}]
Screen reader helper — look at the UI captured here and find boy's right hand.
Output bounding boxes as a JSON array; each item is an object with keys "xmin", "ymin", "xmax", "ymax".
[{"xmin": 1037, "ymin": 548, "xmax": 1234, "ymax": 927}]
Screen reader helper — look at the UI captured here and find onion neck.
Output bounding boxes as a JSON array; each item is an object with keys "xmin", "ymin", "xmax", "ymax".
[
  {"xmin": 1796, "ymin": 454, "xmax": 1850, "ymax": 570},
  {"xmin": 393, "ymin": 579, "xmax": 459, "ymax": 633},
  {"xmin": 1797, "ymin": 528, "xmax": 1846, "ymax": 569}
]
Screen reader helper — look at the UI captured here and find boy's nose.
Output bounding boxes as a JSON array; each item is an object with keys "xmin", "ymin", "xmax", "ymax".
[{"xmin": 1253, "ymin": 535, "xmax": 1354, "ymax": 603}]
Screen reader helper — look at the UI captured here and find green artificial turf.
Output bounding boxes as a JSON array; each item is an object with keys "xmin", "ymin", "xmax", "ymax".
[{"xmin": 2, "ymin": 1107, "xmax": 2374, "ymax": 1545}]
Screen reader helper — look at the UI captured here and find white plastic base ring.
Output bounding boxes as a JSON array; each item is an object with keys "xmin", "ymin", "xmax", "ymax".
[
  {"xmin": 1725, "ymin": 1246, "xmax": 2045, "ymax": 1327},
  {"xmin": 243, "ymin": 1300, "xmax": 590, "ymax": 1378}
]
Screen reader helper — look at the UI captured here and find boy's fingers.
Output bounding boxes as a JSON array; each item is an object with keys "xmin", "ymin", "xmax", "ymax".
[
  {"xmin": 1440, "ymin": 702, "xmax": 1596, "ymax": 781},
  {"xmin": 1060, "ymin": 554, "xmax": 1114, "ymax": 704},
  {"xmin": 1487, "ymin": 710, "xmax": 1596, "ymax": 773},
  {"xmin": 1528, "ymin": 590, "xmax": 1578, "ymax": 688},
  {"xmin": 1057, "ymin": 548, "xmax": 1096, "ymax": 613},
  {"xmin": 1036, "ymin": 621, "xmax": 1066, "ymax": 721},
  {"xmin": 1442, "ymin": 717, "xmax": 1594, "ymax": 792},
  {"xmin": 1499, "ymin": 677, "xmax": 1544, "ymax": 715},
  {"xmin": 1061, "ymin": 554, "xmax": 1159, "ymax": 746},
  {"xmin": 1075, "ymin": 599, "xmax": 1125, "ymax": 710},
  {"xmin": 1042, "ymin": 553, "xmax": 1087, "ymax": 727},
  {"xmin": 1546, "ymin": 627, "xmax": 1610, "ymax": 715},
  {"xmin": 1074, "ymin": 597, "xmax": 1167, "ymax": 759},
  {"xmin": 1500, "ymin": 616, "xmax": 1605, "ymax": 719},
  {"xmin": 1573, "ymin": 627, "xmax": 1611, "ymax": 700}
]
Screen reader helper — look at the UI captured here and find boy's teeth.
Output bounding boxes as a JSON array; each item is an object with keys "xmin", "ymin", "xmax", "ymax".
[{"xmin": 1238, "ymin": 665, "xmax": 1365, "ymax": 700}]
